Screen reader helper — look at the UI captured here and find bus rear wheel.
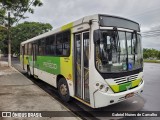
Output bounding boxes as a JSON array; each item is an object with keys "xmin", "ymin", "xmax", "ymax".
[{"xmin": 58, "ymin": 78, "xmax": 70, "ymax": 102}]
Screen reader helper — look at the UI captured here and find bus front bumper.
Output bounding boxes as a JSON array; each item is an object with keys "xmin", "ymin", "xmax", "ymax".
[{"xmin": 93, "ymin": 80, "xmax": 144, "ymax": 108}]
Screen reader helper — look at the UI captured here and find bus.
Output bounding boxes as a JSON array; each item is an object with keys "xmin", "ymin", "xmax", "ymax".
[{"xmin": 20, "ymin": 14, "xmax": 144, "ymax": 108}]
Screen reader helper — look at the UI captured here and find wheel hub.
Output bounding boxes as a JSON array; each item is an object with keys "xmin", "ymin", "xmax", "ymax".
[{"xmin": 60, "ymin": 84, "xmax": 67, "ymax": 96}]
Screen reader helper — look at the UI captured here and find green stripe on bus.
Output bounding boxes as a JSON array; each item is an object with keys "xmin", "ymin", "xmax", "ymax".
[
  {"xmin": 31, "ymin": 56, "xmax": 61, "ymax": 75},
  {"xmin": 109, "ymin": 78, "xmax": 141, "ymax": 93},
  {"xmin": 119, "ymin": 82, "xmax": 132, "ymax": 92}
]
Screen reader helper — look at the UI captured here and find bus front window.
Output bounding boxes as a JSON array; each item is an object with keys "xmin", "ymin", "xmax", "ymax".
[{"xmin": 95, "ymin": 30, "xmax": 143, "ymax": 73}]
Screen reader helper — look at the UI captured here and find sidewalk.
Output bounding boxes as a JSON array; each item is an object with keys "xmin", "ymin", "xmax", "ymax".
[{"xmin": 0, "ymin": 61, "xmax": 80, "ymax": 120}]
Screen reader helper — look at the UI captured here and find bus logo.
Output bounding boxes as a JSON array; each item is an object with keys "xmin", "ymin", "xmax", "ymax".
[
  {"xmin": 126, "ymin": 77, "xmax": 130, "ymax": 82},
  {"xmin": 43, "ymin": 62, "xmax": 57, "ymax": 69}
]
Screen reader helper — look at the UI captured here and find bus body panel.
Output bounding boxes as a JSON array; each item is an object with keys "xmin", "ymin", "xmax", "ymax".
[
  {"xmin": 20, "ymin": 14, "xmax": 144, "ymax": 108},
  {"xmin": 94, "ymin": 79, "xmax": 144, "ymax": 108}
]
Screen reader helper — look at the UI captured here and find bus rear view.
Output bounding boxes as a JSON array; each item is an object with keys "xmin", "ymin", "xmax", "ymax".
[{"xmin": 91, "ymin": 15, "xmax": 144, "ymax": 108}]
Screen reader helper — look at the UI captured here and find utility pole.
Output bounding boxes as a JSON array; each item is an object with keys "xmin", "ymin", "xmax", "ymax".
[{"xmin": 8, "ymin": 12, "xmax": 11, "ymax": 67}]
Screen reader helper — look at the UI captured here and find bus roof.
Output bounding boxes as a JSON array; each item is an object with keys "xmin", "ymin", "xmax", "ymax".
[{"xmin": 21, "ymin": 14, "xmax": 139, "ymax": 45}]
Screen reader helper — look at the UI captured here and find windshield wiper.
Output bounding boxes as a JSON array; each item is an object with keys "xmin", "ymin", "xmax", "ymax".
[
  {"xmin": 133, "ymin": 31, "xmax": 138, "ymax": 64},
  {"xmin": 113, "ymin": 27, "xmax": 121, "ymax": 63}
]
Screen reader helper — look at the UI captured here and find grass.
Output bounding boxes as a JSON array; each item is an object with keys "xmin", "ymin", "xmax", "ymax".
[{"xmin": 144, "ymin": 59, "xmax": 160, "ymax": 63}]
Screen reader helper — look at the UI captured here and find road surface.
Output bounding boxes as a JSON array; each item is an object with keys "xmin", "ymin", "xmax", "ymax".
[{"xmin": 1, "ymin": 57, "xmax": 160, "ymax": 119}]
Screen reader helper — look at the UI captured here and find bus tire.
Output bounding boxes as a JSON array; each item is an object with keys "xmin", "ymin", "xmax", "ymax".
[
  {"xmin": 58, "ymin": 78, "xmax": 70, "ymax": 102},
  {"xmin": 27, "ymin": 66, "xmax": 32, "ymax": 78}
]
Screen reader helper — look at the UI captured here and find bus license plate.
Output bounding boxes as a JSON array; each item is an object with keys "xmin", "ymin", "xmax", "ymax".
[{"xmin": 125, "ymin": 92, "xmax": 134, "ymax": 99}]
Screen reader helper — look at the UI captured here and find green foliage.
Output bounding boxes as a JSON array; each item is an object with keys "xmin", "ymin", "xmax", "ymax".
[
  {"xmin": 0, "ymin": 25, "xmax": 7, "ymax": 40},
  {"xmin": 0, "ymin": 0, "xmax": 44, "ymax": 55},
  {"xmin": 0, "ymin": 9, "xmax": 6, "ymax": 24},
  {"xmin": 157, "ymin": 52, "xmax": 160, "ymax": 59},
  {"xmin": 11, "ymin": 22, "xmax": 52, "ymax": 54},
  {"xmin": 0, "ymin": 0, "xmax": 43, "ymax": 25},
  {"xmin": 143, "ymin": 48, "xmax": 160, "ymax": 59},
  {"xmin": 0, "ymin": 26, "xmax": 8, "ymax": 54},
  {"xmin": 144, "ymin": 59, "xmax": 160, "ymax": 63}
]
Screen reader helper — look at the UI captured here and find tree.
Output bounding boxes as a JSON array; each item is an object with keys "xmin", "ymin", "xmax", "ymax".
[
  {"xmin": 0, "ymin": 25, "xmax": 7, "ymax": 40},
  {"xmin": 0, "ymin": 0, "xmax": 43, "ymax": 66},
  {"xmin": 0, "ymin": 25, "xmax": 8, "ymax": 54},
  {"xmin": 157, "ymin": 52, "xmax": 160, "ymax": 59},
  {"xmin": 143, "ymin": 48, "xmax": 160, "ymax": 59},
  {"xmin": 11, "ymin": 22, "xmax": 52, "ymax": 54},
  {"xmin": 0, "ymin": 9, "xmax": 6, "ymax": 24},
  {"xmin": 143, "ymin": 52, "xmax": 149, "ymax": 59},
  {"xmin": 0, "ymin": 0, "xmax": 43, "ymax": 25}
]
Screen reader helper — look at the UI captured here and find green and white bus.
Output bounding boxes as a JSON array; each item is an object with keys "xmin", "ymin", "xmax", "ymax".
[{"xmin": 20, "ymin": 14, "xmax": 144, "ymax": 108}]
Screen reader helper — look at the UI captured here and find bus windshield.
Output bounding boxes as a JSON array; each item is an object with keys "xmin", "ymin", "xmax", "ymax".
[{"xmin": 95, "ymin": 30, "xmax": 143, "ymax": 73}]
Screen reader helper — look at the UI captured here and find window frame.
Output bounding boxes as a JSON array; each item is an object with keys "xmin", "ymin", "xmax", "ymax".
[
  {"xmin": 94, "ymin": 29, "xmax": 143, "ymax": 74},
  {"xmin": 32, "ymin": 29, "xmax": 71, "ymax": 57}
]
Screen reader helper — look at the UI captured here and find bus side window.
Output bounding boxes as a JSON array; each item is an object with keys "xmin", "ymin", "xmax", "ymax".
[
  {"xmin": 50, "ymin": 35, "xmax": 56, "ymax": 55},
  {"xmin": 45, "ymin": 37, "xmax": 50, "ymax": 55},
  {"xmin": 38, "ymin": 38, "xmax": 45, "ymax": 56},
  {"xmin": 38, "ymin": 40, "xmax": 42, "ymax": 55},
  {"xmin": 56, "ymin": 33, "xmax": 63, "ymax": 56},
  {"xmin": 63, "ymin": 30, "xmax": 70, "ymax": 56},
  {"xmin": 24, "ymin": 44, "xmax": 28, "ymax": 55},
  {"xmin": 28, "ymin": 43, "xmax": 32, "ymax": 55}
]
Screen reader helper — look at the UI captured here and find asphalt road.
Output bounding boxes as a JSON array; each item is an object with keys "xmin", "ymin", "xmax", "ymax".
[
  {"xmin": 1, "ymin": 57, "xmax": 160, "ymax": 120},
  {"xmin": 141, "ymin": 63, "xmax": 160, "ymax": 111}
]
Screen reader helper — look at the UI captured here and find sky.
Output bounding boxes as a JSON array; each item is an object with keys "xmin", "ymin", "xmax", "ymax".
[{"xmin": 20, "ymin": 0, "xmax": 160, "ymax": 50}]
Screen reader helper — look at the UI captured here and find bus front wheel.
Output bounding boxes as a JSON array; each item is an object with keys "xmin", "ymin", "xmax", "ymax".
[{"xmin": 58, "ymin": 78, "xmax": 70, "ymax": 102}]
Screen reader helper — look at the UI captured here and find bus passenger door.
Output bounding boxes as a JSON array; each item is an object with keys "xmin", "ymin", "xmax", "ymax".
[{"xmin": 75, "ymin": 32, "xmax": 90, "ymax": 103}]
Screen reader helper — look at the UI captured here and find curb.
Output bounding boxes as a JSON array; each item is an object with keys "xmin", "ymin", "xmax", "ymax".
[
  {"xmin": 0, "ymin": 61, "xmax": 9, "ymax": 67},
  {"xmin": 13, "ymin": 65, "xmax": 81, "ymax": 119},
  {"xmin": 0, "ymin": 61, "xmax": 21, "ymax": 74}
]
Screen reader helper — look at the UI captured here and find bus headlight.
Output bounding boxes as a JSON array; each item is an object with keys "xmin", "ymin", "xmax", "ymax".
[
  {"xmin": 105, "ymin": 87, "xmax": 109, "ymax": 92},
  {"xmin": 95, "ymin": 82, "xmax": 109, "ymax": 93},
  {"xmin": 99, "ymin": 84, "xmax": 104, "ymax": 90}
]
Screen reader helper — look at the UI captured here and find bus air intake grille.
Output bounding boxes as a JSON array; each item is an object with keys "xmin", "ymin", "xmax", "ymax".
[{"xmin": 114, "ymin": 74, "xmax": 138, "ymax": 85}]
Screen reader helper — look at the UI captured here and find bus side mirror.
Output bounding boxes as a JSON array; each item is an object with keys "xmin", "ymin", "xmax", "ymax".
[{"xmin": 94, "ymin": 30, "xmax": 101, "ymax": 44}]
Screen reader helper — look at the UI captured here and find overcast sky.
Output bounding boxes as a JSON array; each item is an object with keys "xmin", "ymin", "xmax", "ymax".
[{"xmin": 20, "ymin": 0, "xmax": 160, "ymax": 50}]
